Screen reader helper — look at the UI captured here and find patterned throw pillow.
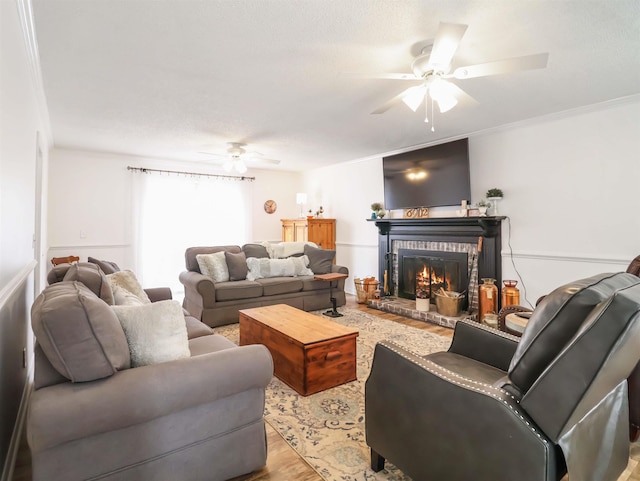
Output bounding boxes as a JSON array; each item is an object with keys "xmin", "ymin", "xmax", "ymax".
[
  {"xmin": 291, "ymin": 255, "xmax": 314, "ymax": 276},
  {"xmin": 196, "ymin": 251, "xmax": 230, "ymax": 282}
]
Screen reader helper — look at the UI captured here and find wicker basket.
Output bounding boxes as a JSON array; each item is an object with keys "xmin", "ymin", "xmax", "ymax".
[{"xmin": 354, "ymin": 279, "xmax": 379, "ymax": 304}]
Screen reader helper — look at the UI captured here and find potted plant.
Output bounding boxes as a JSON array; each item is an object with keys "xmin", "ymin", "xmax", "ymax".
[
  {"xmin": 370, "ymin": 202, "xmax": 385, "ymax": 219},
  {"xmin": 485, "ymin": 188, "xmax": 503, "ymax": 199},
  {"xmin": 477, "ymin": 199, "xmax": 490, "ymax": 216},
  {"xmin": 485, "ymin": 188, "xmax": 503, "ymax": 216}
]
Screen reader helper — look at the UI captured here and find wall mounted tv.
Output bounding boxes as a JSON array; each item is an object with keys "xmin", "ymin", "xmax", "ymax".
[{"xmin": 383, "ymin": 138, "xmax": 470, "ymax": 210}]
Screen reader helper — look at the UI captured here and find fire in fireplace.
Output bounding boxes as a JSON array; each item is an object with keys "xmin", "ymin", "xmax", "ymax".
[{"xmin": 398, "ymin": 249, "xmax": 469, "ymax": 310}]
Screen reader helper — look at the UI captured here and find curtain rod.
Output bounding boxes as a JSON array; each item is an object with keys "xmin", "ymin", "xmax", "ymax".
[{"xmin": 127, "ymin": 166, "xmax": 255, "ymax": 182}]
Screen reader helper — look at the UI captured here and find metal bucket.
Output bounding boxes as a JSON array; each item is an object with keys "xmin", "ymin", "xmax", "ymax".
[{"xmin": 434, "ymin": 292, "xmax": 464, "ymax": 317}]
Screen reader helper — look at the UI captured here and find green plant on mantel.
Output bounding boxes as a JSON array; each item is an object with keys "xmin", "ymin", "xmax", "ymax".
[
  {"xmin": 370, "ymin": 202, "xmax": 383, "ymax": 212},
  {"xmin": 486, "ymin": 188, "xmax": 504, "ymax": 198},
  {"xmin": 477, "ymin": 199, "xmax": 490, "ymax": 207}
]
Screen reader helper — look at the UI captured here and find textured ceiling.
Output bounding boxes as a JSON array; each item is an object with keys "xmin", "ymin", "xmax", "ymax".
[{"xmin": 32, "ymin": 0, "xmax": 640, "ymax": 171}]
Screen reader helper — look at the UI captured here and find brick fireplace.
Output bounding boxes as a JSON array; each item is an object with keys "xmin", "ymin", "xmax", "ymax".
[{"xmin": 369, "ymin": 216, "xmax": 505, "ymax": 326}]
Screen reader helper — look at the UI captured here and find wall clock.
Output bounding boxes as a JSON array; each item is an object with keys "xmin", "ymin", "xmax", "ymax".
[{"xmin": 264, "ymin": 199, "xmax": 277, "ymax": 214}]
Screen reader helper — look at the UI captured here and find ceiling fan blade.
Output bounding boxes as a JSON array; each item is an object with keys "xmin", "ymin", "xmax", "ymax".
[
  {"xmin": 450, "ymin": 53, "xmax": 549, "ymax": 79},
  {"xmin": 371, "ymin": 86, "xmax": 418, "ymax": 114},
  {"xmin": 429, "ymin": 22, "xmax": 468, "ymax": 69},
  {"xmin": 245, "ymin": 156, "xmax": 281, "ymax": 165}
]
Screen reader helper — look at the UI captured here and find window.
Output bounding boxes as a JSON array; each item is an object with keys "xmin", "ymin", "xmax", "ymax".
[{"xmin": 132, "ymin": 170, "xmax": 253, "ymax": 300}]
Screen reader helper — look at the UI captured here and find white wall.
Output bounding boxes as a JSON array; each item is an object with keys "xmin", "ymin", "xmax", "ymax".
[
  {"xmin": 47, "ymin": 149, "xmax": 302, "ymax": 271},
  {"xmin": 0, "ymin": 0, "xmax": 51, "ymax": 476},
  {"xmin": 303, "ymin": 97, "xmax": 640, "ymax": 302}
]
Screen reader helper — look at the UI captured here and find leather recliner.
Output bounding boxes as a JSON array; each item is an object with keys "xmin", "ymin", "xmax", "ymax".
[{"xmin": 366, "ymin": 272, "xmax": 640, "ymax": 481}]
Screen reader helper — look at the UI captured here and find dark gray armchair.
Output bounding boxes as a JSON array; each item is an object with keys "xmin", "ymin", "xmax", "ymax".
[{"xmin": 366, "ymin": 272, "xmax": 640, "ymax": 481}]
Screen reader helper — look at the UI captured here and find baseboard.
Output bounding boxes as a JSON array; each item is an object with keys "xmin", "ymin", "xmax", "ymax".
[{"xmin": 1, "ymin": 372, "xmax": 33, "ymax": 481}]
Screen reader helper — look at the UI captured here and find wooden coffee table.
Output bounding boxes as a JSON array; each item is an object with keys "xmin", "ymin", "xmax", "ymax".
[{"xmin": 239, "ymin": 304, "xmax": 359, "ymax": 396}]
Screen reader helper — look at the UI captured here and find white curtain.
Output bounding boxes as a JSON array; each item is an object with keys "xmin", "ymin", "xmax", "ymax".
[{"xmin": 131, "ymin": 170, "xmax": 253, "ymax": 300}]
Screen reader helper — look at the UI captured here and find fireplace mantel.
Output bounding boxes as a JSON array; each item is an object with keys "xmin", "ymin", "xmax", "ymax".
[{"xmin": 370, "ymin": 216, "xmax": 506, "ymax": 298}]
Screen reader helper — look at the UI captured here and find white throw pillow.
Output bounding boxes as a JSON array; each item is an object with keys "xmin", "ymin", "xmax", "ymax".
[
  {"xmin": 292, "ymin": 255, "xmax": 314, "ymax": 276},
  {"xmin": 107, "ymin": 270, "xmax": 151, "ymax": 304},
  {"xmin": 246, "ymin": 257, "xmax": 296, "ymax": 281},
  {"xmin": 260, "ymin": 241, "xmax": 317, "ymax": 259},
  {"xmin": 112, "ymin": 284, "xmax": 146, "ymax": 306},
  {"xmin": 196, "ymin": 251, "xmax": 230, "ymax": 282},
  {"xmin": 111, "ymin": 300, "xmax": 190, "ymax": 367}
]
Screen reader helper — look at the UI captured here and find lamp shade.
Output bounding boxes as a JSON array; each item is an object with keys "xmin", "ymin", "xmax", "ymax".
[{"xmin": 296, "ymin": 193, "xmax": 307, "ymax": 205}]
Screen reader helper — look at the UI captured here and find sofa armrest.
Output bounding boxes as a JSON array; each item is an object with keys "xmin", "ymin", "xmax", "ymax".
[
  {"xmin": 179, "ymin": 270, "xmax": 216, "ymax": 307},
  {"xmin": 28, "ymin": 343, "xmax": 273, "ymax": 452},
  {"xmin": 144, "ymin": 287, "xmax": 173, "ymax": 302},
  {"xmin": 447, "ymin": 320, "xmax": 520, "ymax": 372}
]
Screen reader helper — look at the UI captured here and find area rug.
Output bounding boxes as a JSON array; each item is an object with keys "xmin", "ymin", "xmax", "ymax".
[{"xmin": 213, "ymin": 307, "xmax": 452, "ymax": 481}]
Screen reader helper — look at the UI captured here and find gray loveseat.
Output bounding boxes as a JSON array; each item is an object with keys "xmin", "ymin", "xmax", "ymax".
[
  {"xmin": 28, "ymin": 262, "xmax": 273, "ymax": 481},
  {"xmin": 180, "ymin": 244, "xmax": 348, "ymax": 327}
]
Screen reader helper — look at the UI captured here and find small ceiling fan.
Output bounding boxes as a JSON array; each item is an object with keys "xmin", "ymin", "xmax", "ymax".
[
  {"xmin": 199, "ymin": 142, "xmax": 281, "ymax": 174},
  {"xmin": 354, "ymin": 22, "xmax": 548, "ymax": 130}
]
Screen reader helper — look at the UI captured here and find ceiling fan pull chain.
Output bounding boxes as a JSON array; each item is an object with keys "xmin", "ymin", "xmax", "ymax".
[
  {"xmin": 430, "ymin": 96, "xmax": 435, "ymax": 132},
  {"xmin": 424, "ymin": 94, "xmax": 430, "ymax": 124}
]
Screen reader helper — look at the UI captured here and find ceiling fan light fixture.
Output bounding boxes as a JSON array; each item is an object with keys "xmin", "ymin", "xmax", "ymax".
[
  {"xmin": 234, "ymin": 159, "xmax": 248, "ymax": 174},
  {"xmin": 402, "ymin": 85, "xmax": 428, "ymax": 112},
  {"xmin": 429, "ymin": 78, "xmax": 458, "ymax": 113}
]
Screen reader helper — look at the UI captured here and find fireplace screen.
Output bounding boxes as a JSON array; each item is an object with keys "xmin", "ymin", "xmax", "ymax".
[{"xmin": 398, "ymin": 249, "xmax": 469, "ymax": 309}]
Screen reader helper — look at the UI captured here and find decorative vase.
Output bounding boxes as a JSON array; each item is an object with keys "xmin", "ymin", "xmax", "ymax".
[
  {"xmin": 502, "ymin": 280, "xmax": 520, "ymax": 307},
  {"xmin": 478, "ymin": 206, "xmax": 488, "ymax": 216},
  {"xmin": 487, "ymin": 197, "xmax": 501, "ymax": 216},
  {"xmin": 478, "ymin": 278, "xmax": 498, "ymax": 323},
  {"xmin": 416, "ymin": 297, "xmax": 430, "ymax": 312},
  {"xmin": 371, "ymin": 212, "xmax": 377, "ymax": 219}
]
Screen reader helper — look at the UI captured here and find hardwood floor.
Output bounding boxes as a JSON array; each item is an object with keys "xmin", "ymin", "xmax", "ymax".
[{"xmin": 12, "ymin": 295, "xmax": 640, "ymax": 480}]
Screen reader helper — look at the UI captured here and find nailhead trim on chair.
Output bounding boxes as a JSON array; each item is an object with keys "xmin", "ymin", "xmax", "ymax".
[
  {"xmin": 458, "ymin": 319, "xmax": 521, "ymax": 342},
  {"xmin": 379, "ymin": 340, "xmax": 548, "ymax": 444}
]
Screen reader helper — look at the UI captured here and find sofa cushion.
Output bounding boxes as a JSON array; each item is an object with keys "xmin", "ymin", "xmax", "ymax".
[
  {"xmin": 304, "ymin": 244, "xmax": 335, "ymax": 274},
  {"xmin": 215, "ymin": 280, "xmax": 263, "ymax": 301},
  {"xmin": 256, "ymin": 277, "xmax": 304, "ymax": 296},
  {"xmin": 62, "ymin": 262, "xmax": 115, "ymax": 305},
  {"xmin": 242, "ymin": 243, "xmax": 270, "ymax": 259},
  {"xmin": 106, "ymin": 270, "xmax": 151, "ymax": 304},
  {"xmin": 225, "ymin": 251, "xmax": 248, "ymax": 281},
  {"xmin": 197, "ymin": 251, "xmax": 230, "ymax": 282},
  {"xmin": 185, "ymin": 245, "xmax": 241, "ymax": 273},
  {"xmin": 87, "ymin": 257, "xmax": 121, "ymax": 274},
  {"xmin": 112, "ymin": 300, "xmax": 190, "ymax": 367},
  {"xmin": 246, "ymin": 257, "xmax": 296, "ymax": 281},
  {"xmin": 184, "ymin": 316, "xmax": 214, "ymax": 339},
  {"xmin": 31, "ymin": 282, "xmax": 131, "ymax": 382}
]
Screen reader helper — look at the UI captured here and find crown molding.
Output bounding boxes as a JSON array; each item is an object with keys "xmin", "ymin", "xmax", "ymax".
[{"xmin": 15, "ymin": 0, "xmax": 53, "ymax": 147}]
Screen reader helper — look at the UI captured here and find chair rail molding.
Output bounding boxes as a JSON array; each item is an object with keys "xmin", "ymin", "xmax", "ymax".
[
  {"xmin": 0, "ymin": 260, "xmax": 37, "ymax": 311},
  {"xmin": 503, "ymin": 250, "xmax": 631, "ymax": 266}
]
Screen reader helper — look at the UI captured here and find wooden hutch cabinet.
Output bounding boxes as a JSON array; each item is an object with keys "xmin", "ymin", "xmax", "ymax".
[{"xmin": 281, "ymin": 218, "xmax": 336, "ymax": 250}]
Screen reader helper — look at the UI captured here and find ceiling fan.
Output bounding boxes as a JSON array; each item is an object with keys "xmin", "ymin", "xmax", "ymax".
[
  {"xmin": 357, "ymin": 22, "xmax": 549, "ymax": 130},
  {"xmin": 199, "ymin": 142, "xmax": 281, "ymax": 174}
]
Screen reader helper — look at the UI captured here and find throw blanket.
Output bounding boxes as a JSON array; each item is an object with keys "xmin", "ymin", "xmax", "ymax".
[{"xmin": 260, "ymin": 241, "xmax": 317, "ymax": 259}]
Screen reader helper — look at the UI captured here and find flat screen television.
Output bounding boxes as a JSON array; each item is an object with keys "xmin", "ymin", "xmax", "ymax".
[{"xmin": 382, "ymin": 138, "xmax": 470, "ymax": 209}]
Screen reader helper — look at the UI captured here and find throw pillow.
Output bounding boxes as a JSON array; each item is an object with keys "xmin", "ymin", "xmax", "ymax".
[
  {"xmin": 246, "ymin": 257, "xmax": 296, "ymax": 281},
  {"xmin": 87, "ymin": 257, "xmax": 121, "ymax": 275},
  {"xmin": 111, "ymin": 300, "xmax": 190, "ymax": 368},
  {"xmin": 63, "ymin": 262, "xmax": 115, "ymax": 305},
  {"xmin": 224, "ymin": 251, "xmax": 248, "ymax": 281},
  {"xmin": 31, "ymin": 282, "xmax": 131, "ymax": 382},
  {"xmin": 112, "ymin": 285, "xmax": 146, "ymax": 306},
  {"xmin": 196, "ymin": 251, "xmax": 230, "ymax": 282},
  {"xmin": 242, "ymin": 243, "xmax": 270, "ymax": 259},
  {"xmin": 106, "ymin": 270, "xmax": 151, "ymax": 304},
  {"xmin": 304, "ymin": 244, "xmax": 335, "ymax": 274},
  {"xmin": 292, "ymin": 255, "xmax": 314, "ymax": 276}
]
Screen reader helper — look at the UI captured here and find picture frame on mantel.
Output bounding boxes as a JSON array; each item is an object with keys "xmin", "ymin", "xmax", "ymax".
[{"xmin": 404, "ymin": 207, "xmax": 429, "ymax": 218}]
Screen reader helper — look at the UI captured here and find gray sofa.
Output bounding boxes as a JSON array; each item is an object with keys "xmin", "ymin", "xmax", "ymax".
[
  {"xmin": 180, "ymin": 244, "xmax": 348, "ymax": 327},
  {"xmin": 28, "ymin": 263, "xmax": 273, "ymax": 481}
]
